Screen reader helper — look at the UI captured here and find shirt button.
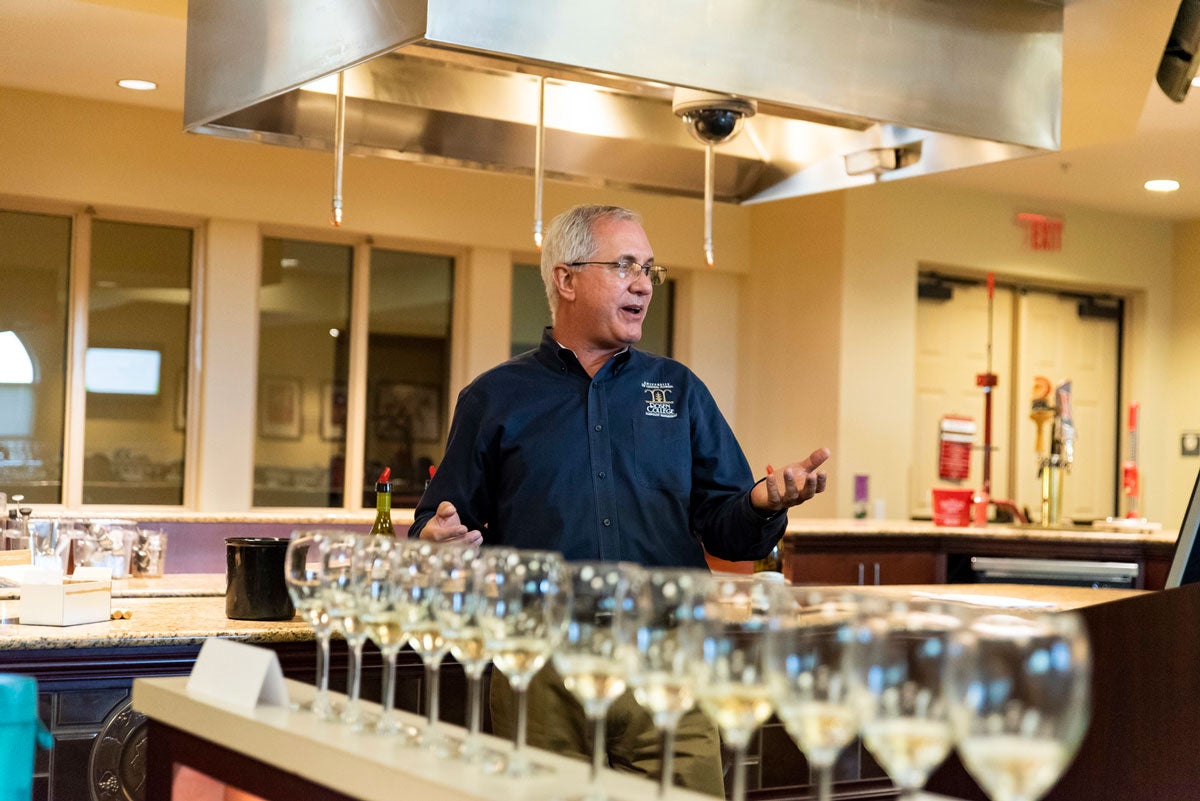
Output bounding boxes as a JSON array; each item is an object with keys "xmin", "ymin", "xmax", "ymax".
[
  {"xmin": 602, "ymin": 518, "xmax": 612, "ymax": 527},
  {"xmin": 598, "ymin": 471, "xmax": 606, "ymax": 478},
  {"xmin": 594, "ymin": 424, "xmax": 603, "ymax": 432},
  {"xmin": 592, "ymin": 383, "xmax": 599, "ymax": 390}
]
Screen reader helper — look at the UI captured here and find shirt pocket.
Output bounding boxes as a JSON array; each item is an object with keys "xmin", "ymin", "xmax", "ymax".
[{"xmin": 633, "ymin": 416, "xmax": 691, "ymax": 491}]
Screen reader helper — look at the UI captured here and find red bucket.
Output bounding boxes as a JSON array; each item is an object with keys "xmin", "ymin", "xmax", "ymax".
[{"xmin": 931, "ymin": 487, "xmax": 974, "ymax": 527}]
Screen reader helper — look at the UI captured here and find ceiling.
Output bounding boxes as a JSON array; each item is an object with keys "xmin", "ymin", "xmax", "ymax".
[{"xmin": 4, "ymin": 0, "xmax": 1200, "ymax": 221}]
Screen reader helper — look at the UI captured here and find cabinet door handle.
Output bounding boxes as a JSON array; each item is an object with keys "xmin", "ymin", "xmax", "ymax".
[
  {"xmin": 857, "ymin": 563, "xmax": 865, "ymax": 585},
  {"xmin": 874, "ymin": 562, "xmax": 881, "ymax": 586}
]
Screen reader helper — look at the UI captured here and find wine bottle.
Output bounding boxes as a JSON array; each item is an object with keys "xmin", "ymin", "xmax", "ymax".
[{"xmin": 370, "ymin": 467, "xmax": 395, "ymax": 536}]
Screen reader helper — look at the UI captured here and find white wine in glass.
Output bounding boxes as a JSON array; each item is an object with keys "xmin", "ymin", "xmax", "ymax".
[
  {"xmin": 947, "ymin": 611, "xmax": 1091, "ymax": 801},
  {"xmin": 430, "ymin": 542, "xmax": 500, "ymax": 766},
  {"xmin": 395, "ymin": 540, "xmax": 452, "ymax": 753},
  {"xmin": 353, "ymin": 535, "xmax": 413, "ymax": 739},
  {"xmin": 476, "ymin": 548, "xmax": 567, "ymax": 778},
  {"xmin": 851, "ymin": 598, "xmax": 961, "ymax": 798},
  {"xmin": 284, "ymin": 530, "xmax": 339, "ymax": 720},
  {"xmin": 552, "ymin": 561, "xmax": 643, "ymax": 801},
  {"xmin": 694, "ymin": 577, "xmax": 795, "ymax": 801},
  {"xmin": 320, "ymin": 532, "xmax": 372, "ymax": 729},
  {"xmin": 766, "ymin": 590, "xmax": 861, "ymax": 801},
  {"xmin": 628, "ymin": 568, "xmax": 710, "ymax": 799}
]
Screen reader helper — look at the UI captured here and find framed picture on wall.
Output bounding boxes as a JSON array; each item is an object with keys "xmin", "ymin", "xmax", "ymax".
[
  {"xmin": 259, "ymin": 377, "xmax": 302, "ymax": 440},
  {"xmin": 320, "ymin": 381, "xmax": 348, "ymax": 442},
  {"xmin": 375, "ymin": 382, "xmax": 440, "ymax": 442}
]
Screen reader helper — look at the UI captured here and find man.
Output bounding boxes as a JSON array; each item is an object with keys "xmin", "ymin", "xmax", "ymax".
[{"xmin": 410, "ymin": 204, "xmax": 829, "ymax": 795}]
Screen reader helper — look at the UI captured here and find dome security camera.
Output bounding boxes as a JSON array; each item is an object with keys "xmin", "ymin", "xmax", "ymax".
[{"xmin": 672, "ymin": 88, "xmax": 757, "ymax": 145}]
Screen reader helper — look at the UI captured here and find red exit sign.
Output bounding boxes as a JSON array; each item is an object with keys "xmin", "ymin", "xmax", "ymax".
[{"xmin": 1016, "ymin": 212, "xmax": 1064, "ymax": 251}]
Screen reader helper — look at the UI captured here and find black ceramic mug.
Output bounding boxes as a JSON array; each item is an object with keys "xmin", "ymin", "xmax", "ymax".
[{"xmin": 225, "ymin": 537, "xmax": 295, "ymax": 621}]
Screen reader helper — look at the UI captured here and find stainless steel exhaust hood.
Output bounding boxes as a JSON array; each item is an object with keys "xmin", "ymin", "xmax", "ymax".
[{"xmin": 184, "ymin": 0, "xmax": 1063, "ymax": 204}]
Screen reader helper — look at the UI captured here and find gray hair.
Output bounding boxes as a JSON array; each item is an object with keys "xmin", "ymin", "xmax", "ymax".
[{"xmin": 540, "ymin": 204, "xmax": 642, "ymax": 322}]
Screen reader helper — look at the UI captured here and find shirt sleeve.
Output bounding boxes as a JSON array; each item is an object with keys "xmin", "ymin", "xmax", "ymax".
[
  {"xmin": 407, "ymin": 388, "xmax": 494, "ymax": 539},
  {"xmin": 686, "ymin": 377, "xmax": 787, "ymax": 561}
]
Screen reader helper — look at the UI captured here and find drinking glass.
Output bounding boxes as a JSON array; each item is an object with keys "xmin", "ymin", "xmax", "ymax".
[
  {"xmin": 320, "ymin": 532, "xmax": 372, "ymax": 728},
  {"xmin": 353, "ymin": 535, "xmax": 414, "ymax": 738},
  {"xmin": 849, "ymin": 597, "xmax": 961, "ymax": 799},
  {"xmin": 627, "ymin": 568, "xmax": 711, "ymax": 799},
  {"xmin": 946, "ymin": 611, "xmax": 1091, "ymax": 801},
  {"xmin": 693, "ymin": 577, "xmax": 796, "ymax": 801},
  {"xmin": 552, "ymin": 561, "xmax": 644, "ymax": 801},
  {"xmin": 429, "ymin": 542, "xmax": 503, "ymax": 766},
  {"xmin": 284, "ymin": 529, "xmax": 339, "ymax": 720},
  {"xmin": 765, "ymin": 590, "xmax": 861, "ymax": 801},
  {"xmin": 394, "ymin": 539, "xmax": 452, "ymax": 752},
  {"xmin": 476, "ymin": 547, "xmax": 568, "ymax": 778}
]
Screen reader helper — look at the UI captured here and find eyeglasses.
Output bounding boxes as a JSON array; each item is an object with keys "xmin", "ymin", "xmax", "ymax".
[{"xmin": 566, "ymin": 260, "xmax": 668, "ymax": 286}]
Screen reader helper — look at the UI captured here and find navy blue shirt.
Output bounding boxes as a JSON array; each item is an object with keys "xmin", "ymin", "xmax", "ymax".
[{"xmin": 409, "ymin": 328, "xmax": 785, "ymax": 568}]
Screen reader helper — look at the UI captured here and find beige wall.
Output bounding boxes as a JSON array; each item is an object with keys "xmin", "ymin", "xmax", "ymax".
[
  {"xmin": 1, "ymin": 85, "xmax": 1195, "ymax": 524},
  {"xmin": 1169, "ymin": 222, "xmax": 1200, "ymax": 525},
  {"xmin": 836, "ymin": 181, "xmax": 1174, "ymax": 520}
]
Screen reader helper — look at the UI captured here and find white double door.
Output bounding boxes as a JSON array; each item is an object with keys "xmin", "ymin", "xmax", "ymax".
[{"xmin": 913, "ymin": 282, "xmax": 1119, "ymax": 523}]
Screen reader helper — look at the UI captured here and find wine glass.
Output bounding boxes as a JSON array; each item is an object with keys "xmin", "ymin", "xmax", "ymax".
[
  {"xmin": 394, "ymin": 539, "xmax": 453, "ymax": 753},
  {"xmin": 476, "ymin": 547, "xmax": 568, "ymax": 778},
  {"xmin": 946, "ymin": 611, "xmax": 1091, "ymax": 801},
  {"xmin": 850, "ymin": 597, "xmax": 961, "ymax": 799},
  {"xmin": 352, "ymin": 534, "xmax": 414, "ymax": 738},
  {"xmin": 320, "ymin": 532, "xmax": 373, "ymax": 729},
  {"xmin": 627, "ymin": 568, "xmax": 711, "ymax": 799},
  {"xmin": 429, "ymin": 542, "xmax": 505, "ymax": 766},
  {"xmin": 693, "ymin": 577, "xmax": 796, "ymax": 801},
  {"xmin": 552, "ymin": 561, "xmax": 644, "ymax": 801},
  {"xmin": 765, "ymin": 590, "xmax": 861, "ymax": 801},
  {"xmin": 284, "ymin": 529, "xmax": 339, "ymax": 720}
]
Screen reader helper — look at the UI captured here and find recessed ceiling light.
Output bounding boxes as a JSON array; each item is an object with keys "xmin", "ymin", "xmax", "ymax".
[
  {"xmin": 1144, "ymin": 179, "xmax": 1180, "ymax": 193},
  {"xmin": 280, "ymin": 258, "xmax": 299, "ymax": 269},
  {"xmin": 117, "ymin": 79, "xmax": 158, "ymax": 91}
]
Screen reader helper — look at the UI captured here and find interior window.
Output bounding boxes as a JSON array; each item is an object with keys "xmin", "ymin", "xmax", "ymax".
[
  {"xmin": 253, "ymin": 238, "xmax": 352, "ymax": 508},
  {"xmin": 83, "ymin": 220, "xmax": 194, "ymax": 505},
  {"xmin": 0, "ymin": 210, "xmax": 71, "ymax": 503}
]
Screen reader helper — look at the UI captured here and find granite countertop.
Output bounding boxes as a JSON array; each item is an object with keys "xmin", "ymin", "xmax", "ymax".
[
  {"xmin": 0, "ymin": 594, "xmax": 311, "ymax": 650},
  {"xmin": 783, "ymin": 518, "xmax": 1178, "ymax": 546},
  {"xmin": 0, "ymin": 580, "xmax": 1141, "ymax": 651},
  {"xmin": 0, "ymin": 573, "xmax": 225, "ymax": 601}
]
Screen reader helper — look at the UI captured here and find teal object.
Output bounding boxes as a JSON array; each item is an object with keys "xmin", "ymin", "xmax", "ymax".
[{"xmin": 0, "ymin": 675, "xmax": 53, "ymax": 801}]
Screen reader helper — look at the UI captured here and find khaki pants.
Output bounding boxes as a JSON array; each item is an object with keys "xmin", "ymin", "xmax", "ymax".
[{"xmin": 489, "ymin": 664, "xmax": 726, "ymax": 798}]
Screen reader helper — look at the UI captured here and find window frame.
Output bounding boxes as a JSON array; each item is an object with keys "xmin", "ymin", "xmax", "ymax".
[
  {"xmin": 255, "ymin": 225, "xmax": 466, "ymax": 512},
  {"xmin": 1, "ymin": 196, "xmax": 205, "ymax": 511}
]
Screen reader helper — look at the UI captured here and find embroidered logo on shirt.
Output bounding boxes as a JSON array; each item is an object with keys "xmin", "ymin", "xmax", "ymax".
[{"xmin": 642, "ymin": 382, "xmax": 678, "ymax": 418}]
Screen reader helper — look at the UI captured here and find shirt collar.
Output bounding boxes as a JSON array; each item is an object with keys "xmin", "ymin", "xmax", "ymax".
[{"xmin": 538, "ymin": 326, "xmax": 633, "ymax": 377}]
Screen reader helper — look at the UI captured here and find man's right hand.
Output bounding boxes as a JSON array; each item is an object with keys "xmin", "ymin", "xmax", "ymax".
[{"xmin": 418, "ymin": 501, "xmax": 484, "ymax": 546}]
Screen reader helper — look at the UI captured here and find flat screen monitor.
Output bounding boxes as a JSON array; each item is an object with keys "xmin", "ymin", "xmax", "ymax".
[
  {"xmin": 1163, "ymin": 465, "xmax": 1200, "ymax": 588},
  {"xmin": 84, "ymin": 347, "xmax": 161, "ymax": 395}
]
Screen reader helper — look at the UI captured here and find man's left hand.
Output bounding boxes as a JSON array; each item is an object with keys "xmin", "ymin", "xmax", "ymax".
[{"xmin": 751, "ymin": 447, "xmax": 831, "ymax": 512}]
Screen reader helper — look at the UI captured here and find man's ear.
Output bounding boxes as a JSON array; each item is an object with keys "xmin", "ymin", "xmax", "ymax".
[{"xmin": 553, "ymin": 264, "xmax": 577, "ymax": 303}]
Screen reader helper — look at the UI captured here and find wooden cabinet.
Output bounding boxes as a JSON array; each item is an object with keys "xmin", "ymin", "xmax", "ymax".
[
  {"xmin": 786, "ymin": 548, "xmax": 941, "ymax": 585},
  {"xmin": 780, "ymin": 528, "xmax": 1175, "ymax": 590}
]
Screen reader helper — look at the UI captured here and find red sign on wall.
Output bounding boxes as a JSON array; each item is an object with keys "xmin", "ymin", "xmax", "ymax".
[
  {"xmin": 938, "ymin": 415, "xmax": 976, "ymax": 480},
  {"xmin": 1016, "ymin": 212, "xmax": 1064, "ymax": 251}
]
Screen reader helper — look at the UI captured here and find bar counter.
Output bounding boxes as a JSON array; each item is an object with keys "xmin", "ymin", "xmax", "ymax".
[{"xmin": 2, "ymin": 571, "xmax": 1144, "ymax": 801}]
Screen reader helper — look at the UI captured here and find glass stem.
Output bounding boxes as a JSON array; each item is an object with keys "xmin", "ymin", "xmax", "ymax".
[
  {"xmin": 425, "ymin": 662, "xmax": 441, "ymax": 729},
  {"xmin": 590, "ymin": 714, "xmax": 606, "ymax": 786},
  {"xmin": 313, "ymin": 629, "xmax": 331, "ymax": 712},
  {"xmin": 731, "ymin": 742, "xmax": 748, "ymax": 801},
  {"xmin": 346, "ymin": 639, "xmax": 364, "ymax": 721},
  {"xmin": 514, "ymin": 686, "xmax": 529, "ymax": 756},
  {"xmin": 467, "ymin": 670, "xmax": 483, "ymax": 738},
  {"xmin": 657, "ymin": 725, "xmax": 677, "ymax": 799},
  {"xmin": 817, "ymin": 764, "xmax": 832, "ymax": 801},
  {"xmin": 381, "ymin": 650, "xmax": 397, "ymax": 717}
]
